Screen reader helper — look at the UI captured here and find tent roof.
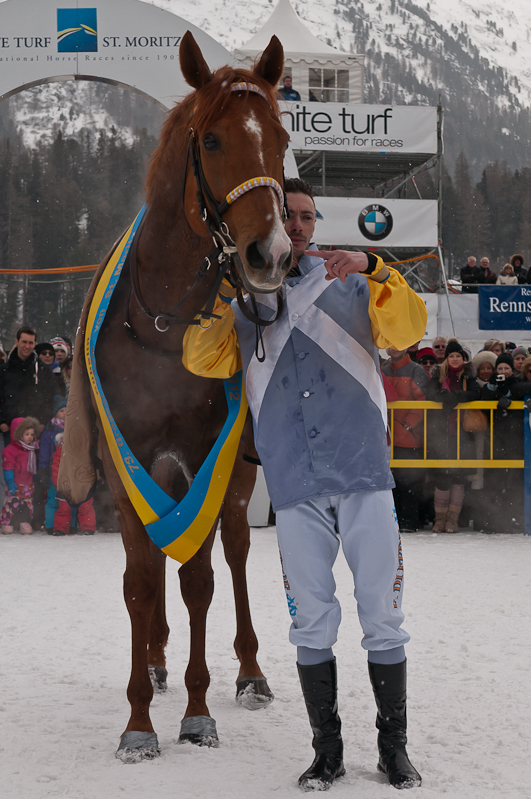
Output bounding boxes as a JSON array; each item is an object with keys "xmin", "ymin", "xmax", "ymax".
[{"xmin": 237, "ymin": 0, "xmax": 344, "ymax": 57}]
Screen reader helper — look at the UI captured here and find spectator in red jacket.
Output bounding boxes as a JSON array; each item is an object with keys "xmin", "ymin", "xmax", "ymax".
[{"xmin": 382, "ymin": 347, "xmax": 429, "ymax": 532}]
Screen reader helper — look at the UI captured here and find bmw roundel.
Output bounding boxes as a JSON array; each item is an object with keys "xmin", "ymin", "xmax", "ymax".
[{"xmin": 358, "ymin": 204, "xmax": 393, "ymax": 241}]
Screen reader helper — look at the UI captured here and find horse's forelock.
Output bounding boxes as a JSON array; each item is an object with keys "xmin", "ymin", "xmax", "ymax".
[
  {"xmin": 188, "ymin": 65, "xmax": 281, "ymax": 136},
  {"xmin": 145, "ymin": 66, "xmax": 281, "ymax": 209}
]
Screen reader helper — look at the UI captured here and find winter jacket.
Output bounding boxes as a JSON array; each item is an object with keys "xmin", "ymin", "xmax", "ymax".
[
  {"xmin": 481, "ymin": 374, "xmax": 524, "ymax": 460},
  {"xmin": 478, "ymin": 268, "xmax": 497, "ymax": 285},
  {"xmin": 510, "ymin": 255, "xmax": 528, "ymax": 285},
  {"xmin": 38, "ymin": 420, "xmax": 64, "ymax": 470},
  {"xmin": 0, "ymin": 350, "xmax": 57, "ymax": 427},
  {"xmin": 382, "ymin": 354, "xmax": 428, "ymax": 448},
  {"xmin": 2, "ymin": 417, "xmax": 39, "ymax": 489},
  {"xmin": 278, "ymin": 85, "xmax": 301, "ymax": 101},
  {"xmin": 51, "ymin": 443, "xmax": 62, "ymax": 488},
  {"xmin": 426, "ymin": 362, "xmax": 481, "ymax": 463},
  {"xmin": 496, "ymin": 274, "xmax": 518, "ymax": 285},
  {"xmin": 460, "ymin": 264, "xmax": 481, "ymax": 293},
  {"xmin": 183, "ymin": 248, "xmax": 427, "ymax": 512}
]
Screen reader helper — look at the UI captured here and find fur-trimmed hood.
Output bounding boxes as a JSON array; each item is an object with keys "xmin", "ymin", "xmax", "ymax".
[
  {"xmin": 430, "ymin": 361, "xmax": 477, "ymax": 383},
  {"xmin": 510, "ymin": 253, "xmax": 525, "ymax": 268},
  {"xmin": 11, "ymin": 416, "xmax": 40, "ymax": 441}
]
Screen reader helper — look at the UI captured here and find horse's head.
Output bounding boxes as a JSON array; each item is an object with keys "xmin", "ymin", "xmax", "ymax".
[{"xmin": 178, "ymin": 32, "xmax": 292, "ymax": 293}]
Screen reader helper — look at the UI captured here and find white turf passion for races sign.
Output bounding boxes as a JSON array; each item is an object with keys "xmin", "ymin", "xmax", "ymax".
[
  {"xmin": 0, "ymin": 0, "xmax": 231, "ymax": 108},
  {"xmin": 281, "ymin": 102, "xmax": 438, "ymax": 154},
  {"xmin": 313, "ymin": 198, "xmax": 438, "ymax": 248}
]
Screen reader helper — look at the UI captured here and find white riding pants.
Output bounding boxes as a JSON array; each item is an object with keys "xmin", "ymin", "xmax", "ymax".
[{"xmin": 276, "ymin": 490, "xmax": 409, "ymax": 654}]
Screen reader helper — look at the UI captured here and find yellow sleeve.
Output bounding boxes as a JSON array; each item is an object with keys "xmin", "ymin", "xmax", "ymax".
[
  {"xmin": 182, "ymin": 288, "xmax": 241, "ymax": 379},
  {"xmin": 366, "ymin": 261, "xmax": 427, "ymax": 350}
]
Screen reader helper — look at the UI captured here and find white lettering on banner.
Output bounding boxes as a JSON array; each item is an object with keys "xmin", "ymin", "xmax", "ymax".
[{"xmin": 489, "ymin": 297, "xmax": 531, "ymax": 313}]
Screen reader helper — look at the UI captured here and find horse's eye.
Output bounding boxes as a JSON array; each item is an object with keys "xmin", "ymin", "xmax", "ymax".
[{"xmin": 203, "ymin": 134, "xmax": 219, "ymax": 151}]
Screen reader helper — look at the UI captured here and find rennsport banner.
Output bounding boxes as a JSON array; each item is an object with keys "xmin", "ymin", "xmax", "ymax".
[
  {"xmin": 281, "ymin": 102, "xmax": 438, "ymax": 154},
  {"xmin": 478, "ymin": 286, "xmax": 531, "ymax": 330},
  {"xmin": 313, "ymin": 198, "xmax": 438, "ymax": 248}
]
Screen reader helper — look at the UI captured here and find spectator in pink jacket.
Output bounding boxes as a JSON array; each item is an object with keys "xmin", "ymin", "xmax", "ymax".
[{"xmin": 1, "ymin": 416, "xmax": 39, "ymax": 534}]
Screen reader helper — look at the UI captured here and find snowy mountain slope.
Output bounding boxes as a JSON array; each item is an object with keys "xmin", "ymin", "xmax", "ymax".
[{"xmin": 1, "ymin": 0, "xmax": 530, "ymax": 173}]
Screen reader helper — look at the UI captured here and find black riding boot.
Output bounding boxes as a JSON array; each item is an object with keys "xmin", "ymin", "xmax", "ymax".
[
  {"xmin": 297, "ymin": 658, "xmax": 345, "ymax": 792},
  {"xmin": 368, "ymin": 659, "xmax": 421, "ymax": 789}
]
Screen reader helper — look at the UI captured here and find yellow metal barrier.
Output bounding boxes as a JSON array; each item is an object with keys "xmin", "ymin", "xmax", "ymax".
[{"xmin": 387, "ymin": 400, "xmax": 525, "ymax": 468}]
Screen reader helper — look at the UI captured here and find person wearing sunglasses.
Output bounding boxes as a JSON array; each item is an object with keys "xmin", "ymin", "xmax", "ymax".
[
  {"xmin": 431, "ymin": 336, "xmax": 447, "ymax": 364},
  {"xmin": 416, "ymin": 347, "xmax": 437, "ymax": 378}
]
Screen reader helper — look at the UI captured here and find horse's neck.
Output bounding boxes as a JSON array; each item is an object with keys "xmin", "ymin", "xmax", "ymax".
[{"xmin": 138, "ymin": 210, "xmax": 212, "ymax": 304}]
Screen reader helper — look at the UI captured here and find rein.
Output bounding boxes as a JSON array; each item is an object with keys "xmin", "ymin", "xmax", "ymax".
[{"xmin": 126, "ymin": 81, "xmax": 286, "ymax": 357}]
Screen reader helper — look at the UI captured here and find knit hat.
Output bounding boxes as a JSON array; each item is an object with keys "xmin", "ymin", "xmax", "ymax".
[
  {"xmin": 36, "ymin": 342, "xmax": 55, "ymax": 356},
  {"xmin": 417, "ymin": 347, "xmax": 436, "ymax": 362},
  {"xmin": 53, "ymin": 343, "xmax": 68, "ymax": 355},
  {"xmin": 53, "ymin": 398, "xmax": 67, "ymax": 415},
  {"xmin": 511, "ymin": 347, "xmax": 528, "ymax": 359},
  {"xmin": 445, "ymin": 340, "xmax": 466, "ymax": 359},
  {"xmin": 496, "ymin": 352, "xmax": 514, "ymax": 370}
]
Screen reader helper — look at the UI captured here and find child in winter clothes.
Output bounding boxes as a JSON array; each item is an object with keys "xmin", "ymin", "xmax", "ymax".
[
  {"xmin": 1, "ymin": 416, "xmax": 40, "ymax": 534},
  {"xmin": 38, "ymin": 399, "xmax": 67, "ymax": 533},
  {"xmin": 51, "ymin": 433, "xmax": 96, "ymax": 536}
]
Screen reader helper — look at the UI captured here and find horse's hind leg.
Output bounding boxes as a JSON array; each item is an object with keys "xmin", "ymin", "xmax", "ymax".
[
  {"xmin": 221, "ymin": 452, "xmax": 274, "ymax": 711},
  {"xmin": 178, "ymin": 529, "xmax": 218, "ymax": 746}
]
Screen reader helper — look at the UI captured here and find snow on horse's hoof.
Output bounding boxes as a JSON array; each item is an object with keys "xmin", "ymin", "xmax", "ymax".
[
  {"xmin": 148, "ymin": 664, "xmax": 168, "ymax": 692},
  {"xmin": 178, "ymin": 715, "xmax": 219, "ymax": 747},
  {"xmin": 236, "ymin": 677, "xmax": 274, "ymax": 710},
  {"xmin": 116, "ymin": 731, "xmax": 161, "ymax": 763}
]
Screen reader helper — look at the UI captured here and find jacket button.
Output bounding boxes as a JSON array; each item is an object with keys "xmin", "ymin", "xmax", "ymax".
[
  {"xmin": 298, "ymin": 352, "xmax": 306, "ymax": 360},
  {"xmin": 303, "ymin": 390, "xmax": 310, "ymax": 398},
  {"xmin": 309, "ymin": 430, "xmax": 317, "ymax": 438},
  {"xmin": 291, "ymin": 313, "xmax": 299, "ymax": 321}
]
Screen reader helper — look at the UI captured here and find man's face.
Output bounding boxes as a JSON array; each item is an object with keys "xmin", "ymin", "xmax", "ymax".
[
  {"xmin": 480, "ymin": 258, "xmax": 489, "ymax": 269},
  {"xmin": 284, "ymin": 77, "xmax": 292, "ymax": 88},
  {"xmin": 387, "ymin": 347, "xmax": 408, "ymax": 361},
  {"xmin": 284, "ymin": 192, "xmax": 316, "ymax": 263},
  {"xmin": 467, "ymin": 256, "xmax": 476, "ymax": 267},
  {"xmin": 17, "ymin": 334, "xmax": 36, "ymax": 361}
]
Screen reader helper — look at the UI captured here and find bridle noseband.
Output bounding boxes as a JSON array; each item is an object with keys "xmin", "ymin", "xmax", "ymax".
[{"xmin": 126, "ymin": 81, "xmax": 288, "ymax": 358}]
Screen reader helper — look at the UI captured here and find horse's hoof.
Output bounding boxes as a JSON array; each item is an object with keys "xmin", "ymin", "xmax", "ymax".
[
  {"xmin": 178, "ymin": 715, "xmax": 219, "ymax": 747},
  {"xmin": 236, "ymin": 677, "xmax": 274, "ymax": 710},
  {"xmin": 148, "ymin": 664, "xmax": 168, "ymax": 692},
  {"xmin": 116, "ymin": 731, "xmax": 161, "ymax": 763}
]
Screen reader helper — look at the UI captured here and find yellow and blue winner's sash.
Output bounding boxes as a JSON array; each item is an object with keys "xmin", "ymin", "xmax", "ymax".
[{"xmin": 85, "ymin": 206, "xmax": 248, "ymax": 564}]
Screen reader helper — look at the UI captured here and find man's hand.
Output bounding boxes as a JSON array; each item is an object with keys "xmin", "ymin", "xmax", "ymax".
[
  {"xmin": 305, "ymin": 250, "xmax": 369, "ymax": 283},
  {"xmin": 0, "ymin": 423, "xmax": 8, "ymax": 433}
]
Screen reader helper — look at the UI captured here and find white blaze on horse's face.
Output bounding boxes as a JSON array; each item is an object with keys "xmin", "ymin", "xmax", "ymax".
[{"xmin": 225, "ymin": 106, "xmax": 292, "ymax": 294}]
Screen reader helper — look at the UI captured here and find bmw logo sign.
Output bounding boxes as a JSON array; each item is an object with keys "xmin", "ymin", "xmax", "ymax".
[{"xmin": 358, "ymin": 204, "xmax": 393, "ymax": 241}]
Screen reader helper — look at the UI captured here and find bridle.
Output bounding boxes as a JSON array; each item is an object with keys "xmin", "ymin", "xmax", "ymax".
[{"xmin": 125, "ymin": 81, "xmax": 288, "ymax": 358}]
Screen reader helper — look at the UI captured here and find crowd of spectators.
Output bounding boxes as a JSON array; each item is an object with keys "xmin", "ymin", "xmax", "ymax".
[
  {"xmin": 0, "ymin": 326, "xmax": 113, "ymax": 536},
  {"xmin": 460, "ymin": 254, "xmax": 529, "ymax": 292},
  {"xmin": 383, "ymin": 335, "xmax": 531, "ymax": 535}
]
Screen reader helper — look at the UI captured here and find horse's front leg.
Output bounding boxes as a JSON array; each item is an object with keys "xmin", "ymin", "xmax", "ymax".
[
  {"xmin": 178, "ymin": 528, "xmax": 217, "ymax": 746},
  {"xmin": 148, "ymin": 560, "xmax": 170, "ymax": 693},
  {"xmin": 221, "ymin": 455, "xmax": 274, "ymax": 710},
  {"xmin": 105, "ymin": 460, "xmax": 165, "ymax": 763}
]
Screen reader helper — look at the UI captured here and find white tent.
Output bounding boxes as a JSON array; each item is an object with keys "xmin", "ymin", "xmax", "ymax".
[{"xmin": 234, "ymin": 0, "xmax": 363, "ymax": 103}]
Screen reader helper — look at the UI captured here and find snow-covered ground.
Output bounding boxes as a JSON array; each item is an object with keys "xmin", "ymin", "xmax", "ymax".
[{"xmin": 2, "ymin": 528, "xmax": 531, "ymax": 798}]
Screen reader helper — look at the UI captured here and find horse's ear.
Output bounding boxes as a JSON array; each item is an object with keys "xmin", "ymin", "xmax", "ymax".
[
  {"xmin": 179, "ymin": 31, "xmax": 213, "ymax": 89},
  {"xmin": 254, "ymin": 35, "xmax": 284, "ymax": 88}
]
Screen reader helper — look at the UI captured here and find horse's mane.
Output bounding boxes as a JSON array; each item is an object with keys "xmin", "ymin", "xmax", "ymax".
[{"xmin": 145, "ymin": 65, "xmax": 281, "ymax": 209}]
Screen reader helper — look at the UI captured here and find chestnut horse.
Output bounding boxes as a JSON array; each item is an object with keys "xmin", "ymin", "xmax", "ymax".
[{"xmin": 59, "ymin": 32, "xmax": 291, "ymax": 762}]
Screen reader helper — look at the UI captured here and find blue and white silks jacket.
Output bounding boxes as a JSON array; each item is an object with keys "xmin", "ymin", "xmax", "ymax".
[{"xmin": 232, "ymin": 249, "xmax": 393, "ymax": 511}]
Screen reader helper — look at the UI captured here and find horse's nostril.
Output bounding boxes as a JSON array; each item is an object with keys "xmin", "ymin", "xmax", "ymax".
[{"xmin": 246, "ymin": 241, "xmax": 269, "ymax": 271}]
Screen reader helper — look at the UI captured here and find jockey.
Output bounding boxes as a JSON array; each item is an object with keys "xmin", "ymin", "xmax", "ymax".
[{"xmin": 183, "ymin": 177, "xmax": 427, "ymax": 792}]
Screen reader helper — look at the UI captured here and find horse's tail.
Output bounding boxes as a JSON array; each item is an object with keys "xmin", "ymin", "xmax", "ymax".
[{"xmin": 57, "ymin": 244, "xmax": 117, "ymax": 505}]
